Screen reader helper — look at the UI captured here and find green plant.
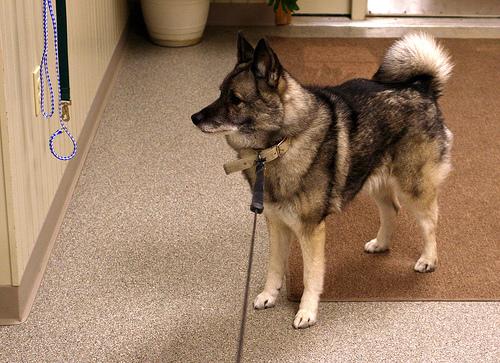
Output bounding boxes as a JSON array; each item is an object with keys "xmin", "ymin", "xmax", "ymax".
[{"xmin": 267, "ymin": 0, "xmax": 299, "ymax": 13}]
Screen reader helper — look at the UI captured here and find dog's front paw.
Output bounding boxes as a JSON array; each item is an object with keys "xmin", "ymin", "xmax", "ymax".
[
  {"xmin": 293, "ymin": 308, "xmax": 317, "ymax": 329},
  {"xmin": 414, "ymin": 256, "xmax": 437, "ymax": 273},
  {"xmin": 253, "ymin": 291, "xmax": 277, "ymax": 310},
  {"xmin": 364, "ymin": 238, "xmax": 389, "ymax": 253}
]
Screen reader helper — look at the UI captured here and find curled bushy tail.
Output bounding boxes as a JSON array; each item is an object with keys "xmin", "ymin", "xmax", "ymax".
[{"xmin": 373, "ymin": 32, "xmax": 453, "ymax": 97}]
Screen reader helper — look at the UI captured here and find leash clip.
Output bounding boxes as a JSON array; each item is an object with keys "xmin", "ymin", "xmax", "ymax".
[{"xmin": 250, "ymin": 157, "xmax": 265, "ymax": 214}]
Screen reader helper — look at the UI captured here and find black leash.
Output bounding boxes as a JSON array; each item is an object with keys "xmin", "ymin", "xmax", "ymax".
[{"xmin": 236, "ymin": 158, "xmax": 265, "ymax": 363}]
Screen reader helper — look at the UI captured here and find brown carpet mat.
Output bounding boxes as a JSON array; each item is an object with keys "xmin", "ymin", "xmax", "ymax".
[{"xmin": 269, "ymin": 37, "xmax": 500, "ymax": 301}]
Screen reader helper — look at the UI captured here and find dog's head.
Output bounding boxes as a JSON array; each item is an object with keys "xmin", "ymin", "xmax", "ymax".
[{"xmin": 191, "ymin": 33, "xmax": 287, "ymax": 148}]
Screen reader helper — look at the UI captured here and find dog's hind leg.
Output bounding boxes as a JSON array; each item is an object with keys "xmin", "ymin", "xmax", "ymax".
[
  {"xmin": 254, "ymin": 216, "xmax": 292, "ymax": 310},
  {"xmin": 293, "ymin": 221, "xmax": 325, "ymax": 329},
  {"xmin": 395, "ymin": 159, "xmax": 445, "ymax": 273},
  {"xmin": 393, "ymin": 137, "xmax": 451, "ymax": 272},
  {"xmin": 407, "ymin": 195, "xmax": 439, "ymax": 273},
  {"xmin": 365, "ymin": 185, "xmax": 399, "ymax": 253}
]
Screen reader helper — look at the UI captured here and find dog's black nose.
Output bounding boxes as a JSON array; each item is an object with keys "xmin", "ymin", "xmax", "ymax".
[{"xmin": 191, "ymin": 112, "xmax": 204, "ymax": 125}]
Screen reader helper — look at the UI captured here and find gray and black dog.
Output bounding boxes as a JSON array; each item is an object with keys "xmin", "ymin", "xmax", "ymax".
[{"xmin": 192, "ymin": 32, "xmax": 453, "ymax": 329}]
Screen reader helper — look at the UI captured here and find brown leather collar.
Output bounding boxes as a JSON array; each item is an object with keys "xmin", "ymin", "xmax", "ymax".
[{"xmin": 223, "ymin": 138, "xmax": 291, "ymax": 175}]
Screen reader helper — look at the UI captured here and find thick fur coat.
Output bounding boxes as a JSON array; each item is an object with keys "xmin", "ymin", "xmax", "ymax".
[{"xmin": 192, "ymin": 32, "xmax": 453, "ymax": 328}]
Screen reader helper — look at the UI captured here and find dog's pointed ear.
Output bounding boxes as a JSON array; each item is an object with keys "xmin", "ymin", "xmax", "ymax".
[
  {"xmin": 237, "ymin": 31, "xmax": 254, "ymax": 64},
  {"xmin": 252, "ymin": 38, "xmax": 282, "ymax": 88}
]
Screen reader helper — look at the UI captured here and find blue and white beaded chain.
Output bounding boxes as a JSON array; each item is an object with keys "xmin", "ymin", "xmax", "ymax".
[{"xmin": 40, "ymin": 0, "xmax": 77, "ymax": 160}]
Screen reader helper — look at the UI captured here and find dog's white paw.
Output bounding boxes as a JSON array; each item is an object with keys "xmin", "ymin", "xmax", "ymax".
[
  {"xmin": 253, "ymin": 291, "xmax": 277, "ymax": 310},
  {"xmin": 414, "ymin": 256, "xmax": 437, "ymax": 273},
  {"xmin": 293, "ymin": 308, "xmax": 317, "ymax": 329},
  {"xmin": 364, "ymin": 238, "xmax": 389, "ymax": 253}
]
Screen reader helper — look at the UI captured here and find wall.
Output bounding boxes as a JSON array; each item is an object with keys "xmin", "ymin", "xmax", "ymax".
[
  {"xmin": 0, "ymin": 0, "xmax": 128, "ymax": 286},
  {"xmin": 210, "ymin": 0, "xmax": 351, "ymax": 14},
  {"xmin": 211, "ymin": 0, "xmax": 265, "ymax": 3}
]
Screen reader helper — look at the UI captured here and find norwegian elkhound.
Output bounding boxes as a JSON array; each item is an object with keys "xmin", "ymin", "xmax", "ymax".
[{"xmin": 191, "ymin": 32, "xmax": 453, "ymax": 328}]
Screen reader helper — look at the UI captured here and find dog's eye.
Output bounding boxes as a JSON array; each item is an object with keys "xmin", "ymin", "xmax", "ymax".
[{"xmin": 229, "ymin": 91, "xmax": 242, "ymax": 105}]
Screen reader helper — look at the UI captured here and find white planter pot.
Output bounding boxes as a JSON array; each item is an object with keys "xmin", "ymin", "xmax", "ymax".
[{"xmin": 141, "ymin": 0, "xmax": 210, "ymax": 47}]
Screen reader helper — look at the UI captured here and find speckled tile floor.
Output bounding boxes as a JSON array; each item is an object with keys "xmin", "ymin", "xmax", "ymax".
[{"xmin": 0, "ymin": 25, "xmax": 499, "ymax": 362}]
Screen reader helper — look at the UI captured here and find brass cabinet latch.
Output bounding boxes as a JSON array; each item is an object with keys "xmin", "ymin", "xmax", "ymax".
[{"xmin": 61, "ymin": 100, "xmax": 71, "ymax": 122}]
